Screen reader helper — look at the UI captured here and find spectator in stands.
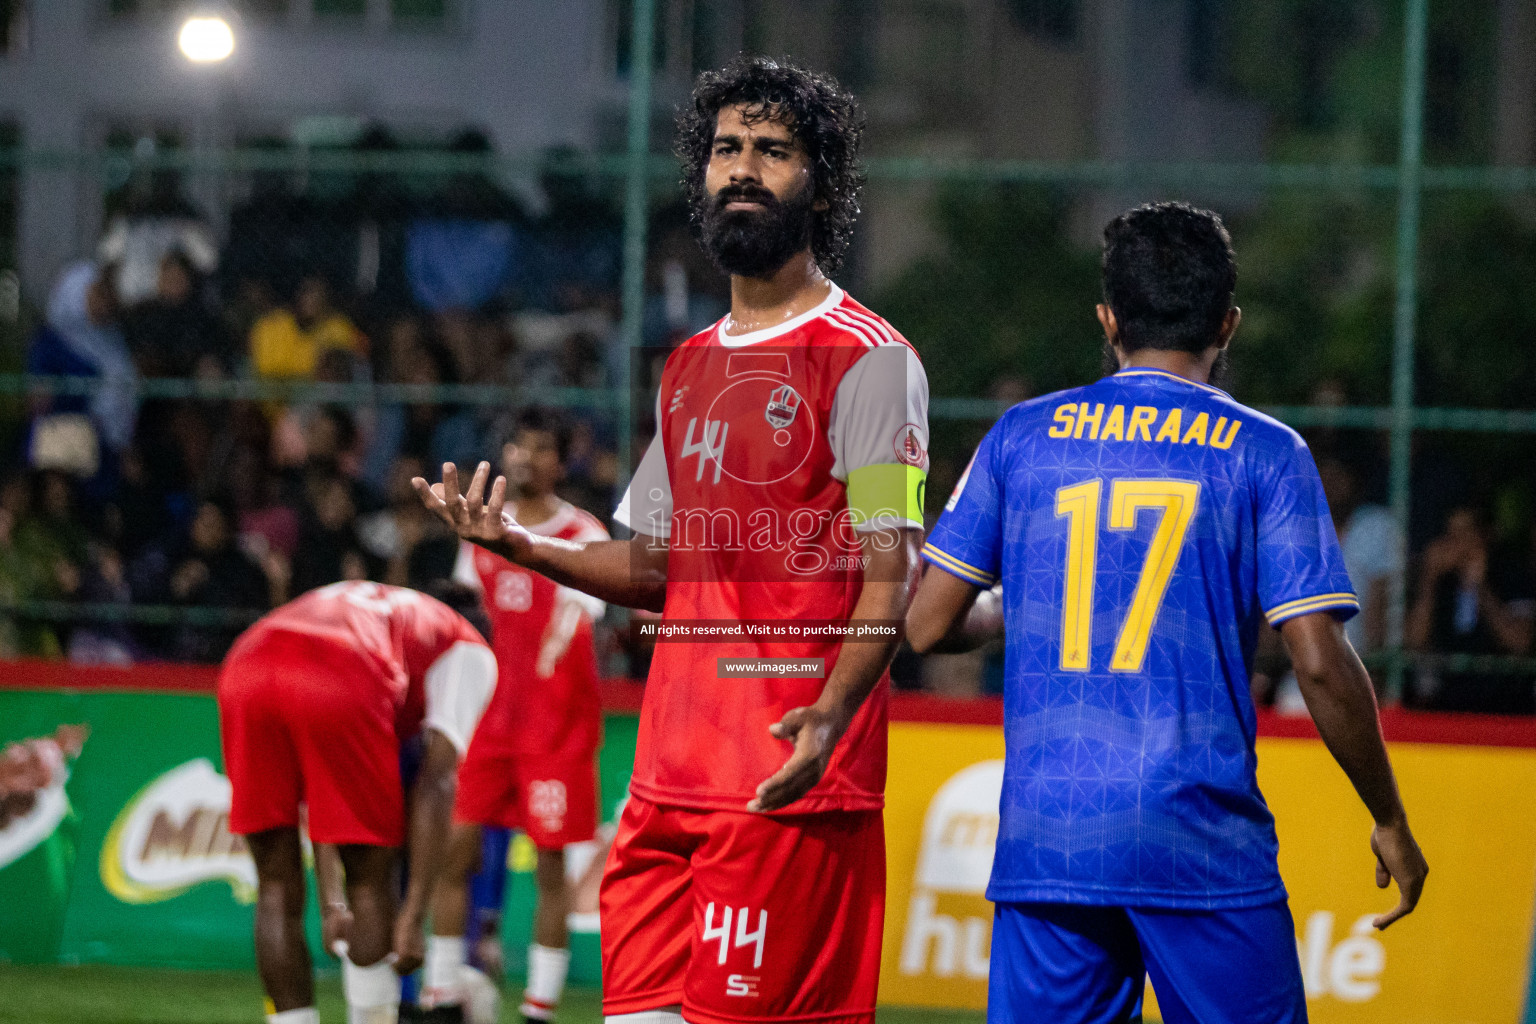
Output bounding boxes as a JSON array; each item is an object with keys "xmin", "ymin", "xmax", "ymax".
[
  {"xmin": 1321, "ymin": 457, "xmax": 1402, "ymax": 656},
  {"xmin": 68, "ymin": 542, "xmax": 136, "ymax": 666},
  {"xmin": 249, "ymin": 273, "xmax": 368, "ymax": 382},
  {"xmin": 357, "ymin": 453, "xmax": 459, "ymax": 589},
  {"xmin": 1267, "ymin": 457, "xmax": 1405, "ymax": 712},
  {"xmin": 405, "ymin": 129, "xmax": 523, "ymax": 314},
  {"xmin": 98, "ymin": 164, "xmax": 219, "ymax": 308},
  {"xmin": 0, "ymin": 491, "xmax": 39, "ymax": 658},
  {"xmin": 360, "ymin": 330, "xmax": 477, "ymax": 490},
  {"xmin": 473, "ymin": 311, "xmax": 519, "ymax": 385},
  {"xmin": 1494, "ymin": 522, "xmax": 1536, "ymax": 648},
  {"xmin": 524, "ymin": 145, "xmax": 621, "ymax": 313},
  {"xmin": 27, "ymin": 261, "xmax": 139, "ymax": 464},
  {"xmin": 124, "ymin": 250, "xmax": 235, "ymax": 502},
  {"xmin": 123, "ymin": 249, "xmax": 229, "ymax": 377},
  {"xmin": 1406, "ymin": 505, "xmax": 1536, "ymax": 713},
  {"xmin": 163, "ymin": 499, "xmax": 271, "ymax": 663},
  {"xmin": 223, "ymin": 276, "xmax": 281, "ymax": 364},
  {"xmin": 29, "ymin": 471, "xmax": 90, "ymax": 573},
  {"xmin": 99, "ymin": 446, "xmax": 164, "ymax": 563},
  {"xmin": 225, "ymin": 443, "xmax": 299, "ymax": 576},
  {"xmin": 433, "ymin": 308, "xmax": 514, "ymax": 388},
  {"xmin": 290, "ymin": 475, "xmax": 369, "ymax": 597},
  {"xmin": 0, "ymin": 472, "xmax": 85, "ymax": 658}
]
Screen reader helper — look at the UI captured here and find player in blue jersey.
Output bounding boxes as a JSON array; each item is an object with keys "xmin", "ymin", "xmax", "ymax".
[{"xmin": 907, "ymin": 202, "xmax": 1427, "ymax": 1024}]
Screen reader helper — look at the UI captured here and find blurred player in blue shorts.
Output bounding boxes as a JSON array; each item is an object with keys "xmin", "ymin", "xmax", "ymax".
[
  {"xmin": 907, "ymin": 202, "xmax": 1428, "ymax": 1024},
  {"xmin": 466, "ymin": 826, "xmax": 513, "ymax": 977}
]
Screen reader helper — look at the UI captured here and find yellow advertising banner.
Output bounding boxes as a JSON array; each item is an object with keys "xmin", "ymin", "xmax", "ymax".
[{"xmin": 879, "ymin": 721, "xmax": 1536, "ymax": 1023}]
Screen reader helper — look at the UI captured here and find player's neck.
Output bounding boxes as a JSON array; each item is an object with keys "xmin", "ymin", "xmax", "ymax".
[
  {"xmin": 1117, "ymin": 347, "xmax": 1219, "ymax": 385},
  {"xmin": 513, "ymin": 492, "xmax": 563, "ymax": 527},
  {"xmin": 723, "ymin": 250, "xmax": 832, "ymax": 336}
]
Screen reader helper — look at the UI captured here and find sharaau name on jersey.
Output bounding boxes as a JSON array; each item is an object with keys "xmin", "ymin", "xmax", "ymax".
[{"xmin": 1048, "ymin": 402, "xmax": 1243, "ymax": 449}]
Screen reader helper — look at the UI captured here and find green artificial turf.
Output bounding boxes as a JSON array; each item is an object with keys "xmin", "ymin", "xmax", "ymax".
[{"xmin": 0, "ymin": 965, "xmax": 986, "ymax": 1024}]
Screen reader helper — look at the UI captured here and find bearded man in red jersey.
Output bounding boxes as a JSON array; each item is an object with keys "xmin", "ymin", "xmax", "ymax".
[{"xmin": 417, "ymin": 57, "xmax": 927, "ymax": 1024}]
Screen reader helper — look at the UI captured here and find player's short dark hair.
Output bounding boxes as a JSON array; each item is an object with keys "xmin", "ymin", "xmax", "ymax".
[
  {"xmin": 1101, "ymin": 202, "xmax": 1237, "ymax": 355},
  {"xmin": 514, "ymin": 406, "xmax": 570, "ymax": 463},
  {"xmin": 676, "ymin": 55, "xmax": 866, "ymax": 274}
]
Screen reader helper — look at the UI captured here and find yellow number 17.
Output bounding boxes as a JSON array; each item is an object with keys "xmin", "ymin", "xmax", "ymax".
[{"xmin": 1055, "ymin": 478, "xmax": 1200, "ymax": 673}]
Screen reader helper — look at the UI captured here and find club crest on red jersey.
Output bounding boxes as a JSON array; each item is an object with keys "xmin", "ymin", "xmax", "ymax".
[{"xmin": 764, "ymin": 385, "xmax": 803, "ymax": 429}]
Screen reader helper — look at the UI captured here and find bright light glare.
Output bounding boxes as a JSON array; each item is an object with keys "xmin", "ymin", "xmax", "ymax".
[{"xmin": 179, "ymin": 17, "xmax": 235, "ymax": 63}]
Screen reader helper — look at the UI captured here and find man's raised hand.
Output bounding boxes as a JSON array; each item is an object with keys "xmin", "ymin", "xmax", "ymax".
[{"xmin": 412, "ymin": 461, "xmax": 532, "ymax": 562}]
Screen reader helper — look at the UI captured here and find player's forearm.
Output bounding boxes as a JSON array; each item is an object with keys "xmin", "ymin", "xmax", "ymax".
[
  {"xmin": 818, "ymin": 621, "xmax": 900, "ymax": 726},
  {"xmin": 906, "ymin": 565, "xmax": 976, "ymax": 653},
  {"xmin": 818, "ymin": 533, "xmax": 920, "ymax": 725},
  {"xmin": 401, "ymin": 746, "xmax": 458, "ymax": 922},
  {"xmin": 486, "ymin": 534, "xmax": 667, "ymax": 612},
  {"xmin": 1282, "ymin": 615, "xmax": 1408, "ymax": 827},
  {"xmin": 1302, "ymin": 677, "xmax": 1406, "ymax": 826}
]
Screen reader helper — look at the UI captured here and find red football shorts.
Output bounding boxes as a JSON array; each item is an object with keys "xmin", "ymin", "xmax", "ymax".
[
  {"xmin": 452, "ymin": 742, "xmax": 598, "ymax": 850},
  {"xmin": 600, "ymin": 796, "xmax": 885, "ymax": 1024},
  {"xmin": 218, "ymin": 631, "xmax": 406, "ymax": 847}
]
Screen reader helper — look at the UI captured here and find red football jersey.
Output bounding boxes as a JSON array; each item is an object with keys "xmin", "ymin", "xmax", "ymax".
[
  {"xmin": 454, "ymin": 502, "xmax": 608, "ymax": 758},
  {"xmin": 614, "ymin": 286, "xmax": 929, "ymax": 813},
  {"xmin": 228, "ymin": 580, "xmax": 490, "ymax": 743}
]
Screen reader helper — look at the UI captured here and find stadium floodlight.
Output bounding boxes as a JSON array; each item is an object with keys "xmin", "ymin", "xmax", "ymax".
[{"xmin": 178, "ymin": 16, "xmax": 235, "ymax": 63}]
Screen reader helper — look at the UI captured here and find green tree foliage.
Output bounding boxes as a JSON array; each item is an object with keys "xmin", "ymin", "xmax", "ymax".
[{"xmin": 877, "ymin": 186, "xmax": 1100, "ymax": 403}]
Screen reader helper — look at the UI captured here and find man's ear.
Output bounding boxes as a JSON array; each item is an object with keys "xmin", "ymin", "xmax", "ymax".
[
  {"xmin": 1217, "ymin": 307, "xmax": 1242, "ymax": 350},
  {"xmin": 1096, "ymin": 304, "xmax": 1119, "ymax": 345}
]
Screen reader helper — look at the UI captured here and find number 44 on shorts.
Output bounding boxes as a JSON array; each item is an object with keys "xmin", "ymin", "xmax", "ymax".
[{"xmin": 703, "ymin": 902, "xmax": 767, "ymax": 969}]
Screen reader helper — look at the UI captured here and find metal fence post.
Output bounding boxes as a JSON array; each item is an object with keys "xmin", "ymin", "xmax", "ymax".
[
  {"xmin": 1387, "ymin": 0, "xmax": 1431, "ymax": 700},
  {"xmin": 618, "ymin": 0, "xmax": 658, "ymax": 496}
]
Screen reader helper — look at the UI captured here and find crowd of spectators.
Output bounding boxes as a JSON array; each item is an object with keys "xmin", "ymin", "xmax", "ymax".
[
  {"xmin": 3, "ymin": 136, "xmax": 1534, "ymax": 713},
  {"xmin": 0, "ymin": 133, "xmax": 720, "ymax": 673}
]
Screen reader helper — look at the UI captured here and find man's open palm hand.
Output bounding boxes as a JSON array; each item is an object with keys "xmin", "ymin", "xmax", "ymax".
[{"xmin": 412, "ymin": 461, "xmax": 531, "ymax": 558}]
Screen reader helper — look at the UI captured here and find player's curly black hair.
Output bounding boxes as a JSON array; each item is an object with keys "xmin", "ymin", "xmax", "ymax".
[{"xmin": 676, "ymin": 56, "xmax": 866, "ymax": 275}]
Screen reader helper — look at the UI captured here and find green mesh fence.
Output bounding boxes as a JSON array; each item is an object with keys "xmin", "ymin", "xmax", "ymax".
[{"xmin": 0, "ymin": 0, "xmax": 1533, "ymax": 690}]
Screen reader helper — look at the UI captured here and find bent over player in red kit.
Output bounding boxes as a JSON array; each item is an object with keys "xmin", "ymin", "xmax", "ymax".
[
  {"xmin": 420, "ymin": 408, "xmax": 609, "ymax": 1024},
  {"xmin": 416, "ymin": 58, "xmax": 926, "ymax": 1024},
  {"xmin": 219, "ymin": 581, "xmax": 498, "ymax": 1024}
]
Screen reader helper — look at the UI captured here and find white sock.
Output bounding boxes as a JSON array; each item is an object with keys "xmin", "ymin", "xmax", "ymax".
[
  {"xmin": 344, "ymin": 957, "xmax": 400, "ymax": 1024},
  {"xmin": 521, "ymin": 943, "xmax": 571, "ymax": 1020},
  {"xmin": 267, "ymin": 1009, "xmax": 320, "ymax": 1024},
  {"xmin": 422, "ymin": 935, "xmax": 467, "ymax": 1007},
  {"xmin": 603, "ymin": 1012, "xmax": 685, "ymax": 1024}
]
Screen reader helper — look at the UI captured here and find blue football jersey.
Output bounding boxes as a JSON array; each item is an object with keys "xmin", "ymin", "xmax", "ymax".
[{"xmin": 924, "ymin": 368, "xmax": 1358, "ymax": 909}]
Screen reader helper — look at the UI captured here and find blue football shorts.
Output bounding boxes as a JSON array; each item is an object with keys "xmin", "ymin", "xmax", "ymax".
[{"xmin": 988, "ymin": 899, "xmax": 1307, "ymax": 1024}]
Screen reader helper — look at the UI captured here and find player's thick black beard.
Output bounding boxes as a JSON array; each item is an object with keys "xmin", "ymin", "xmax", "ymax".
[
  {"xmin": 1100, "ymin": 341, "xmax": 1232, "ymax": 388},
  {"xmin": 700, "ymin": 181, "xmax": 816, "ymax": 279}
]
